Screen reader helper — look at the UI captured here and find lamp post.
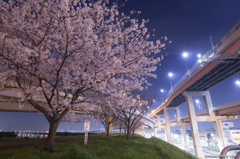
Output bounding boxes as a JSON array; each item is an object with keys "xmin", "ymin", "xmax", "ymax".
[
  {"xmin": 197, "ymin": 53, "xmax": 202, "ymax": 64},
  {"xmin": 182, "ymin": 52, "xmax": 189, "ymax": 72},
  {"xmin": 195, "ymin": 99, "xmax": 202, "ymax": 111},
  {"xmin": 236, "ymin": 80, "xmax": 240, "ymax": 87},
  {"xmin": 168, "ymin": 72, "xmax": 173, "ymax": 93},
  {"xmin": 160, "ymin": 89, "xmax": 164, "ymax": 103}
]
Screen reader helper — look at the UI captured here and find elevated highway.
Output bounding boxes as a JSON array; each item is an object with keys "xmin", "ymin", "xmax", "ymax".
[
  {"xmin": 145, "ymin": 21, "xmax": 240, "ymax": 159},
  {"xmin": 149, "ymin": 20, "xmax": 240, "ymax": 118},
  {"xmin": 0, "ymin": 89, "xmax": 155, "ymax": 129},
  {"xmin": 158, "ymin": 99, "xmax": 240, "ymax": 128}
]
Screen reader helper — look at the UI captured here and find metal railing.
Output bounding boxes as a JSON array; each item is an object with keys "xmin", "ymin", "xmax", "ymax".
[
  {"xmin": 166, "ymin": 46, "xmax": 217, "ymax": 99},
  {"xmin": 220, "ymin": 145, "xmax": 240, "ymax": 159},
  {"xmin": 164, "ymin": 21, "xmax": 239, "ymax": 101}
]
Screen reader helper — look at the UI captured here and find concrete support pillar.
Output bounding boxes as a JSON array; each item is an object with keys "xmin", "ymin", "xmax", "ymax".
[
  {"xmin": 157, "ymin": 115, "xmax": 162, "ymax": 130},
  {"xmin": 214, "ymin": 120, "xmax": 226, "ymax": 151},
  {"xmin": 203, "ymin": 92, "xmax": 213, "ymax": 116},
  {"xmin": 163, "ymin": 127, "xmax": 167, "ymax": 141},
  {"xmin": 181, "ymin": 125, "xmax": 188, "ymax": 148},
  {"xmin": 164, "ymin": 107, "xmax": 171, "ymax": 143},
  {"xmin": 183, "ymin": 91, "xmax": 203, "ymax": 159},
  {"xmin": 105, "ymin": 116, "xmax": 113, "ymax": 135},
  {"xmin": 154, "ymin": 128, "xmax": 158, "ymax": 137},
  {"xmin": 175, "ymin": 107, "xmax": 180, "ymax": 122}
]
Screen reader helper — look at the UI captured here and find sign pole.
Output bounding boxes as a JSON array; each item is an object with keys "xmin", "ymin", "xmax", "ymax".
[{"xmin": 84, "ymin": 121, "xmax": 90, "ymax": 145}]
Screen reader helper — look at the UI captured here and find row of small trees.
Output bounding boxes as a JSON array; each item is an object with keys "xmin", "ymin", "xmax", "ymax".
[
  {"xmin": 0, "ymin": 0, "xmax": 167, "ymax": 151},
  {"xmin": 97, "ymin": 90, "xmax": 155, "ymax": 140}
]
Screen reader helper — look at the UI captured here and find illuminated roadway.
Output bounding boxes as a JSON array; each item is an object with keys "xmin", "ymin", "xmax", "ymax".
[{"xmin": 149, "ymin": 21, "xmax": 240, "ymax": 118}]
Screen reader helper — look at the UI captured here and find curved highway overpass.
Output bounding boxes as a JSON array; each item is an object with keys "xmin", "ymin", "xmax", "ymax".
[
  {"xmin": 149, "ymin": 20, "xmax": 240, "ymax": 118},
  {"xmin": 0, "ymin": 89, "xmax": 155, "ymax": 128}
]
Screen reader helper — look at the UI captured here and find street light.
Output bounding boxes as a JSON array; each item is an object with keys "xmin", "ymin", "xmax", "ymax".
[
  {"xmin": 195, "ymin": 99, "xmax": 202, "ymax": 110},
  {"xmin": 182, "ymin": 52, "xmax": 189, "ymax": 71},
  {"xmin": 160, "ymin": 89, "xmax": 164, "ymax": 103},
  {"xmin": 168, "ymin": 72, "xmax": 173, "ymax": 93},
  {"xmin": 195, "ymin": 99, "xmax": 199, "ymax": 104},
  {"xmin": 236, "ymin": 80, "xmax": 240, "ymax": 86},
  {"xmin": 197, "ymin": 54, "xmax": 202, "ymax": 64},
  {"xmin": 182, "ymin": 52, "xmax": 188, "ymax": 58}
]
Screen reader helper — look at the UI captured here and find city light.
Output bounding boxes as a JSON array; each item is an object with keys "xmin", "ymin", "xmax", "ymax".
[
  {"xmin": 168, "ymin": 72, "xmax": 173, "ymax": 93},
  {"xmin": 198, "ymin": 59, "xmax": 202, "ymax": 63},
  {"xmin": 236, "ymin": 80, "xmax": 240, "ymax": 86},
  {"xmin": 197, "ymin": 54, "xmax": 201, "ymax": 58},
  {"xmin": 168, "ymin": 72, "xmax": 173, "ymax": 77},
  {"xmin": 182, "ymin": 52, "xmax": 188, "ymax": 58}
]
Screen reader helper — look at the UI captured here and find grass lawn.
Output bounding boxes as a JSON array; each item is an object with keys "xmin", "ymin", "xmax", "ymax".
[{"xmin": 0, "ymin": 134, "xmax": 197, "ymax": 159}]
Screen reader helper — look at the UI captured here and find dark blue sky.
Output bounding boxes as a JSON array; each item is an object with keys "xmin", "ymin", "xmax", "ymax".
[{"xmin": 0, "ymin": 0, "xmax": 240, "ymax": 132}]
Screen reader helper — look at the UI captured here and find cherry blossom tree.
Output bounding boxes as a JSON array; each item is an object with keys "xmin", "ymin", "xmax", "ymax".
[
  {"xmin": 114, "ymin": 90, "xmax": 155, "ymax": 140},
  {"xmin": 93, "ymin": 102, "xmax": 117, "ymax": 137},
  {"xmin": 99, "ymin": 110, "xmax": 115, "ymax": 137},
  {"xmin": 0, "ymin": 0, "xmax": 167, "ymax": 151}
]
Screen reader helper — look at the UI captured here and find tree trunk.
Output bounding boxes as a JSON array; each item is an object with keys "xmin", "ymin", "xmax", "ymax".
[
  {"xmin": 127, "ymin": 127, "xmax": 131, "ymax": 141},
  {"xmin": 43, "ymin": 120, "xmax": 60, "ymax": 152},
  {"xmin": 106, "ymin": 124, "xmax": 109, "ymax": 137},
  {"xmin": 119, "ymin": 126, "xmax": 121, "ymax": 136}
]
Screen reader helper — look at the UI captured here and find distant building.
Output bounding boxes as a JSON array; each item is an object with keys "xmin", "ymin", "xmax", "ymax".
[
  {"xmin": 229, "ymin": 127, "xmax": 240, "ymax": 144},
  {"xmin": 222, "ymin": 122, "xmax": 234, "ymax": 141}
]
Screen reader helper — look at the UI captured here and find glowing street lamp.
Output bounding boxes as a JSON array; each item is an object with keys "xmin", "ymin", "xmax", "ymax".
[
  {"xmin": 195, "ymin": 99, "xmax": 199, "ymax": 104},
  {"xmin": 236, "ymin": 80, "xmax": 240, "ymax": 86},
  {"xmin": 182, "ymin": 52, "xmax": 188, "ymax": 58},
  {"xmin": 160, "ymin": 89, "xmax": 164, "ymax": 103},
  {"xmin": 197, "ymin": 53, "xmax": 202, "ymax": 64},
  {"xmin": 195, "ymin": 99, "xmax": 202, "ymax": 110},
  {"xmin": 182, "ymin": 52, "xmax": 189, "ymax": 72},
  {"xmin": 168, "ymin": 72, "xmax": 173, "ymax": 93}
]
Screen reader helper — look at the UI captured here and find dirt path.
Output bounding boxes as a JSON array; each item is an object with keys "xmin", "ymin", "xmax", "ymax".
[{"xmin": 0, "ymin": 138, "xmax": 84, "ymax": 151}]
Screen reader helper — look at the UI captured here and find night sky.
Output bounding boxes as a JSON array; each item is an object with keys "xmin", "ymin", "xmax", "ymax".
[{"xmin": 1, "ymin": 0, "xmax": 240, "ymax": 132}]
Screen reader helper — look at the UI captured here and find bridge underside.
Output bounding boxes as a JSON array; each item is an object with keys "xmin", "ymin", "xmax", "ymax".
[{"xmin": 157, "ymin": 59, "xmax": 240, "ymax": 115}]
